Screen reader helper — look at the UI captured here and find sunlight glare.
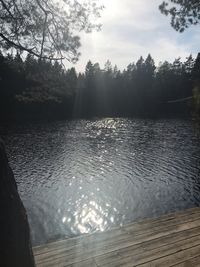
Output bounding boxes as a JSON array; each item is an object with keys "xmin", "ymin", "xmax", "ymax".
[{"xmin": 75, "ymin": 200, "xmax": 106, "ymax": 234}]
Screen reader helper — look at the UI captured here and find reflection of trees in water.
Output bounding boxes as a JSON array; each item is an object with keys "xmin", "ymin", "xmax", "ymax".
[{"xmin": 192, "ymin": 114, "xmax": 200, "ymax": 139}]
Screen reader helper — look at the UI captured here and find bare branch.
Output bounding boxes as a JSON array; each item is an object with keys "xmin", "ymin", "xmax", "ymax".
[
  {"xmin": 40, "ymin": 13, "xmax": 48, "ymax": 58},
  {"xmin": 0, "ymin": 0, "xmax": 14, "ymax": 19},
  {"xmin": 0, "ymin": 0, "xmax": 103, "ymax": 62},
  {"xmin": 0, "ymin": 32, "xmax": 64, "ymax": 61}
]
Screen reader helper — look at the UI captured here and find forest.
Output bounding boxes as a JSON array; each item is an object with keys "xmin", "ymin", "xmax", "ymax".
[
  {"xmin": 1, "ymin": 0, "xmax": 200, "ymax": 121},
  {"xmin": 0, "ymin": 52, "xmax": 200, "ymax": 121}
]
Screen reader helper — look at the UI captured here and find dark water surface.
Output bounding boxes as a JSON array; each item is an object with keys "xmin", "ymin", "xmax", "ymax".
[{"xmin": 1, "ymin": 118, "xmax": 200, "ymax": 245}]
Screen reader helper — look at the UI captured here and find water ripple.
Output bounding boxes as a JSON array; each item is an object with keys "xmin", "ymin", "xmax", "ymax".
[{"xmin": 1, "ymin": 118, "xmax": 200, "ymax": 245}]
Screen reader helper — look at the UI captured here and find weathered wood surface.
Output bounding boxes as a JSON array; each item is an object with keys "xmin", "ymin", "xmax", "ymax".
[{"xmin": 33, "ymin": 207, "xmax": 200, "ymax": 267}]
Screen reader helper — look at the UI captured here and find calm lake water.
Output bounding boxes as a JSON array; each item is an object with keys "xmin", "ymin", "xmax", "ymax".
[{"xmin": 1, "ymin": 118, "xmax": 200, "ymax": 246}]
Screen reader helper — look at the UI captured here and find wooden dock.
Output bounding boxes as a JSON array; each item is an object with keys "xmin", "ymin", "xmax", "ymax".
[{"xmin": 33, "ymin": 207, "xmax": 200, "ymax": 267}]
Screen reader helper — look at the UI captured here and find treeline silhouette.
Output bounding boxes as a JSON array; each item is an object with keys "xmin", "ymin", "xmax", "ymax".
[{"xmin": 0, "ymin": 51, "xmax": 200, "ymax": 120}]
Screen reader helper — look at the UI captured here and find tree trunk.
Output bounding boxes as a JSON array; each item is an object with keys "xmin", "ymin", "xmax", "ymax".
[{"xmin": 0, "ymin": 139, "xmax": 35, "ymax": 267}]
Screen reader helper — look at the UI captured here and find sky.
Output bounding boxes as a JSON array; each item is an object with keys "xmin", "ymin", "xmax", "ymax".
[{"xmin": 68, "ymin": 0, "xmax": 200, "ymax": 72}]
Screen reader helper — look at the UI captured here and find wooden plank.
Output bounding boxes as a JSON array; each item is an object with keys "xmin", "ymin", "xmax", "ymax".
[
  {"xmin": 33, "ymin": 228, "xmax": 126, "ymax": 256},
  {"xmin": 34, "ymin": 207, "xmax": 200, "ymax": 255},
  {"xmin": 35, "ymin": 215, "xmax": 200, "ymax": 260},
  {"xmin": 124, "ymin": 207, "xmax": 200, "ymax": 226},
  {"xmin": 67, "ymin": 258, "xmax": 98, "ymax": 267},
  {"xmin": 95, "ymin": 235, "xmax": 200, "ymax": 267},
  {"xmin": 124, "ymin": 209, "xmax": 200, "ymax": 233},
  {"xmin": 35, "ymin": 222, "xmax": 200, "ymax": 266},
  {"xmin": 34, "ymin": 219, "xmax": 200, "ymax": 266},
  {"xmin": 34, "ymin": 207, "xmax": 200, "ymax": 257},
  {"xmin": 57, "ymin": 258, "xmax": 97, "ymax": 267},
  {"xmin": 173, "ymin": 255, "xmax": 200, "ymax": 267},
  {"xmin": 37, "ymin": 258, "xmax": 97, "ymax": 267},
  {"xmin": 93, "ymin": 226, "xmax": 200, "ymax": 266},
  {"xmin": 137, "ymin": 245, "xmax": 200, "ymax": 267},
  {"xmin": 36, "ymin": 256, "xmax": 98, "ymax": 267},
  {"xmin": 33, "ymin": 208, "xmax": 200, "ymax": 267}
]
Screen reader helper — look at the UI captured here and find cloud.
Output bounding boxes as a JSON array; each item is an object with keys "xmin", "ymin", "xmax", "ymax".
[{"xmin": 68, "ymin": 0, "xmax": 199, "ymax": 72}]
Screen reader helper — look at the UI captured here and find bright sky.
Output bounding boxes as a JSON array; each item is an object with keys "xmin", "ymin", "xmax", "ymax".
[{"xmin": 68, "ymin": 0, "xmax": 200, "ymax": 72}]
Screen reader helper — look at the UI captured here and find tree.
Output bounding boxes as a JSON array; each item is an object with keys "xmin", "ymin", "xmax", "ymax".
[
  {"xmin": 144, "ymin": 54, "xmax": 156, "ymax": 78},
  {"xmin": 104, "ymin": 60, "xmax": 112, "ymax": 74},
  {"xmin": 85, "ymin": 60, "xmax": 94, "ymax": 83},
  {"xmin": 172, "ymin": 57, "xmax": 182, "ymax": 75},
  {"xmin": 66, "ymin": 67, "xmax": 77, "ymax": 90},
  {"xmin": 184, "ymin": 55, "xmax": 195, "ymax": 75},
  {"xmin": 136, "ymin": 56, "xmax": 145, "ymax": 73},
  {"xmin": 192, "ymin": 53, "xmax": 200, "ymax": 114},
  {"xmin": 136, "ymin": 55, "xmax": 156, "ymax": 106},
  {"xmin": 159, "ymin": 0, "xmax": 200, "ymax": 32},
  {"xmin": 193, "ymin": 53, "xmax": 200, "ymax": 79},
  {"xmin": 0, "ymin": 0, "xmax": 103, "ymax": 62}
]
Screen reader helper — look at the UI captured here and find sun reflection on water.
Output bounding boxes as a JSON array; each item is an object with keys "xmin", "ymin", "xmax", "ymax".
[
  {"xmin": 74, "ymin": 200, "xmax": 106, "ymax": 234},
  {"xmin": 87, "ymin": 118, "xmax": 123, "ymax": 131},
  {"xmin": 56, "ymin": 119, "xmax": 126, "ymax": 238}
]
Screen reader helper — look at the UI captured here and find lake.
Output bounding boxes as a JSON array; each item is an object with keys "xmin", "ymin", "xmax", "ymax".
[{"xmin": 1, "ymin": 118, "xmax": 200, "ymax": 246}]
